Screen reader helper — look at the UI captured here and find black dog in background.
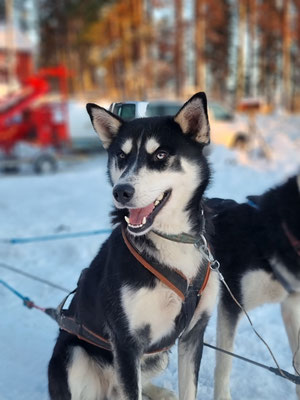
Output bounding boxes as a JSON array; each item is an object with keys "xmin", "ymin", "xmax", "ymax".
[{"xmin": 207, "ymin": 174, "xmax": 300, "ymax": 400}]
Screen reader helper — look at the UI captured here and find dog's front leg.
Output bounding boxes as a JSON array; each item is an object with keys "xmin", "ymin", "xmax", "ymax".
[
  {"xmin": 113, "ymin": 340, "xmax": 143, "ymax": 400},
  {"xmin": 281, "ymin": 292, "xmax": 300, "ymax": 400},
  {"xmin": 214, "ymin": 301, "xmax": 241, "ymax": 400},
  {"xmin": 178, "ymin": 314, "xmax": 209, "ymax": 400}
]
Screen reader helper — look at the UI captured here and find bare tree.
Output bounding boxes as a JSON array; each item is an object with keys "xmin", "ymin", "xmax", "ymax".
[
  {"xmin": 194, "ymin": 0, "xmax": 206, "ymax": 92},
  {"xmin": 236, "ymin": 0, "xmax": 247, "ymax": 101},
  {"xmin": 282, "ymin": 0, "xmax": 292, "ymax": 110},
  {"xmin": 174, "ymin": 0, "xmax": 184, "ymax": 97}
]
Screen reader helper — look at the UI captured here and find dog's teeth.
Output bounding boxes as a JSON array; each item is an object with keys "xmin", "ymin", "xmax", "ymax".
[
  {"xmin": 124, "ymin": 216, "xmax": 129, "ymax": 223},
  {"xmin": 142, "ymin": 217, "xmax": 147, "ymax": 225},
  {"xmin": 157, "ymin": 193, "xmax": 164, "ymax": 201},
  {"xmin": 154, "ymin": 200, "xmax": 160, "ymax": 206}
]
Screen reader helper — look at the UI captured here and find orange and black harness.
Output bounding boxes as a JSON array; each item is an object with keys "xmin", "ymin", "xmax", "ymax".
[{"xmin": 51, "ymin": 228, "xmax": 211, "ymax": 354}]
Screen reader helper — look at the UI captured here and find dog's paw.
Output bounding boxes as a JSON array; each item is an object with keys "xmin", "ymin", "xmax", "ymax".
[{"xmin": 143, "ymin": 383, "xmax": 177, "ymax": 400}]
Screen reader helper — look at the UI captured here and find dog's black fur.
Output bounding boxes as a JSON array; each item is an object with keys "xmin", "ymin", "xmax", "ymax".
[
  {"xmin": 208, "ymin": 175, "xmax": 300, "ymax": 315},
  {"xmin": 48, "ymin": 93, "xmax": 217, "ymax": 400},
  {"xmin": 207, "ymin": 175, "xmax": 300, "ymax": 400}
]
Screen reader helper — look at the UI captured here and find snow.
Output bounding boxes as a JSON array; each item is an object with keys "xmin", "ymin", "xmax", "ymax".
[{"xmin": 0, "ymin": 113, "xmax": 299, "ymax": 400}]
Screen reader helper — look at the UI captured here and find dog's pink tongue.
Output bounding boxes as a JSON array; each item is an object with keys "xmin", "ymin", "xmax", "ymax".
[{"xmin": 129, "ymin": 203, "xmax": 154, "ymax": 225}]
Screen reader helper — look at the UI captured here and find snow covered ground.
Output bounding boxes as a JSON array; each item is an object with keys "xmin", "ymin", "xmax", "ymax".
[{"xmin": 0, "ymin": 113, "xmax": 299, "ymax": 400}]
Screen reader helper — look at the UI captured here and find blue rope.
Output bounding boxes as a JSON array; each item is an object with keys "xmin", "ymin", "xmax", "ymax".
[
  {"xmin": 1, "ymin": 228, "xmax": 112, "ymax": 245},
  {"xmin": 247, "ymin": 199, "xmax": 260, "ymax": 210},
  {"xmin": 0, "ymin": 279, "xmax": 32, "ymax": 307}
]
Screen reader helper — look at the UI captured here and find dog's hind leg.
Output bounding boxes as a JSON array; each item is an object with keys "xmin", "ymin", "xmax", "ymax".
[
  {"xmin": 48, "ymin": 340, "xmax": 72, "ymax": 400},
  {"xmin": 281, "ymin": 292, "xmax": 300, "ymax": 400},
  {"xmin": 178, "ymin": 313, "xmax": 209, "ymax": 400},
  {"xmin": 214, "ymin": 302, "xmax": 241, "ymax": 400}
]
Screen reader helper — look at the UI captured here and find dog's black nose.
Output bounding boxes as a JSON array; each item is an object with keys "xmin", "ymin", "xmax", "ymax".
[{"xmin": 113, "ymin": 184, "xmax": 135, "ymax": 204}]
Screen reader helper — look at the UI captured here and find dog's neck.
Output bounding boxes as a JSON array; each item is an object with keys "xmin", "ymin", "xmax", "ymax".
[{"xmin": 129, "ymin": 202, "xmax": 206, "ymax": 280}]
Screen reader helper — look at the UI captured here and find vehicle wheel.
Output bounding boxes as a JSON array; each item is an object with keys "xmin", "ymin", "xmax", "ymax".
[
  {"xmin": 231, "ymin": 133, "xmax": 249, "ymax": 150},
  {"xmin": 33, "ymin": 154, "xmax": 57, "ymax": 174},
  {"xmin": 2, "ymin": 165, "xmax": 20, "ymax": 174}
]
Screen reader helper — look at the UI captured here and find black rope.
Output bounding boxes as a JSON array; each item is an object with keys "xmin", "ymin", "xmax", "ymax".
[
  {"xmin": 0, "ymin": 262, "xmax": 70, "ymax": 293},
  {"xmin": 204, "ymin": 342, "xmax": 300, "ymax": 385},
  {"xmin": 1, "ymin": 265, "xmax": 300, "ymax": 386}
]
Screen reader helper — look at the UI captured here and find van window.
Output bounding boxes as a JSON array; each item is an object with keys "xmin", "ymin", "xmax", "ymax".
[
  {"xmin": 119, "ymin": 104, "xmax": 136, "ymax": 120},
  {"xmin": 146, "ymin": 103, "xmax": 182, "ymax": 117}
]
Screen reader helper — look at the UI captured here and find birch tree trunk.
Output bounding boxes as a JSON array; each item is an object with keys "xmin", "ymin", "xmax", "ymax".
[
  {"xmin": 194, "ymin": 0, "xmax": 206, "ymax": 92},
  {"xmin": 236, "ymin": 0, "xmax": 247, "ymax": 102},
  {"xmin": 282, "ymin": 0, "xmax": 292, "ymax": 111},
  {"xmin": 174, "ymin": 0, "xmax": 184, "ymax": 97}
]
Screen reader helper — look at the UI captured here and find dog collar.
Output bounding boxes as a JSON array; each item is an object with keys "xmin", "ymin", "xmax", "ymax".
[
  {"xmin": 152, "ymin": 230, "xmax": 201, "ymax": 245},
  {"xmin": 247, "ymin": 199, "xmax": 260, "ymax": 210}
]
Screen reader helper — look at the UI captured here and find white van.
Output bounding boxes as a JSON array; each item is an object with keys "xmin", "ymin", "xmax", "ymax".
[{"xmin": 109, "ymin": 100, "xmax": 248, "ymax": 148}]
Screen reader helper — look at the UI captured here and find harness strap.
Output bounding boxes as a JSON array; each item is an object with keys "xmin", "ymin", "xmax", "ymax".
[
  {"xmin": 122, "ymin": 229, "xmax": 189, "ymax": 301},
  {"xmin": 59, "ymin": 315, "xmax": 112, "ymax": 351},
  {"xmin": 55, "ymin": 309, "xmax": 174, "ymax": 354},
  {"xmin": 282, "ymin": 221, "xmax": 300, "ymax": 257},
  {"xmin": 269, "ymin": 262, "xmax": 295, "ymax": 294},
  {"xmin": 55, "ymin": 228, "xmax": 211, "ymax": 353},
  {"xmin": 200, "ymin": 264, "xmax": 211, "ymax": 294}
]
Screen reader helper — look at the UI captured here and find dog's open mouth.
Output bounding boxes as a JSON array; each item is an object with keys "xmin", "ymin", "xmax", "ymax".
[{"xmin": 125, "ymin": 190, "xmax": 171, "ymax": 234}]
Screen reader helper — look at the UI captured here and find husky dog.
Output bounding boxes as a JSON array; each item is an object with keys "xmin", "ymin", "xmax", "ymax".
[
  {"xmin": 207, "ymin": 175, "xmax": 300, "ymax": 400},
  {"xmin": 48, "ymin": 93, "xmax": 219, "ymax": 400}
]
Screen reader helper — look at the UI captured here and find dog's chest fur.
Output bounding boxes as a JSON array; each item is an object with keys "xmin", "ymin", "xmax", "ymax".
[
  {"xmin": 122, "ymin": 235, "xmax": 204, "ymax": 344},
  {"xmin": 122, "ymin": 282, "xmax": 182, "ymax": 344},
  {"xmin": 148, "ymin": 233, "xmax": 203, "ymax": 280}
]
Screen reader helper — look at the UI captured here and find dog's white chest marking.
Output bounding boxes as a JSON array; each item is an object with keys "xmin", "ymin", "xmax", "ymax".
[
  {"xmin": 241, "ymin": 269, "xmax": 288, "ymax": 310},
  {"xmin": 148, "ymin": 234, "xmax": 203, "ymax": 281},
  {"xmin": 122, "ymin": 282, "xmax": 182, "ymax": 344}
]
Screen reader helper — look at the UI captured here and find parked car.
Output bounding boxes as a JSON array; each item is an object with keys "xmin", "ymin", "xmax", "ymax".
[
  {"xmin": 109, "ymin": 100, "xmax": 248, "ymax": 148},
  {"xmin": 109, "ymin": 100, "xmax": 183, "ymax": 119}
]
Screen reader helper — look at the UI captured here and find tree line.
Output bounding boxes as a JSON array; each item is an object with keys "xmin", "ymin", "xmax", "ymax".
[{"xmin": 35, "ymin": 0, "xmax": 300, "ymax": 110}]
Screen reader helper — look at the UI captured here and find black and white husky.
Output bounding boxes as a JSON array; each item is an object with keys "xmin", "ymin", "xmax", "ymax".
[
  {"xmin": 48, "ymin": 93, "xmax": 219, "ymax": 400},
  {"xmin": 207, "ymin": 175, "xmax": 300, "ymax": 400}
]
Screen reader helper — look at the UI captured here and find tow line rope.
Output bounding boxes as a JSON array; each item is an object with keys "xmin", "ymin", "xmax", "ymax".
[
  {"xmin": 0, "ymin": 229, "xmax": 112, "ymax": 245},
  {"xmin": 1, "ymin": 227, "xmax": 300, "ymax": 385},
  {"xmin": 0, "ymin": 262, "xmax": 70, "ymax": 293},
  {"xmin": 196, "ymin": 235, "xmax": 300, "ymax": 385},
  {"xmin": 1, "ymin": 267, "xmax": 300, "ymax": 385}
]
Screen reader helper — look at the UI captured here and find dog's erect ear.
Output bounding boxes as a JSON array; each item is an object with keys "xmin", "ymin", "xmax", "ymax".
[
  {"xmin": 86, "ymin": 103, "xmax": 123, "ymax": 149},
  {"xmin": 174, "ymin": 92, "xmax": 210, "ymax": 145}
]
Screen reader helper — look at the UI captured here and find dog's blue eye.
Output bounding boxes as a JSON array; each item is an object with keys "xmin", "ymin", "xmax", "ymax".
[{"xmin": 155, "ymin": 151, "xmax": 168, "ymax": 161}]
